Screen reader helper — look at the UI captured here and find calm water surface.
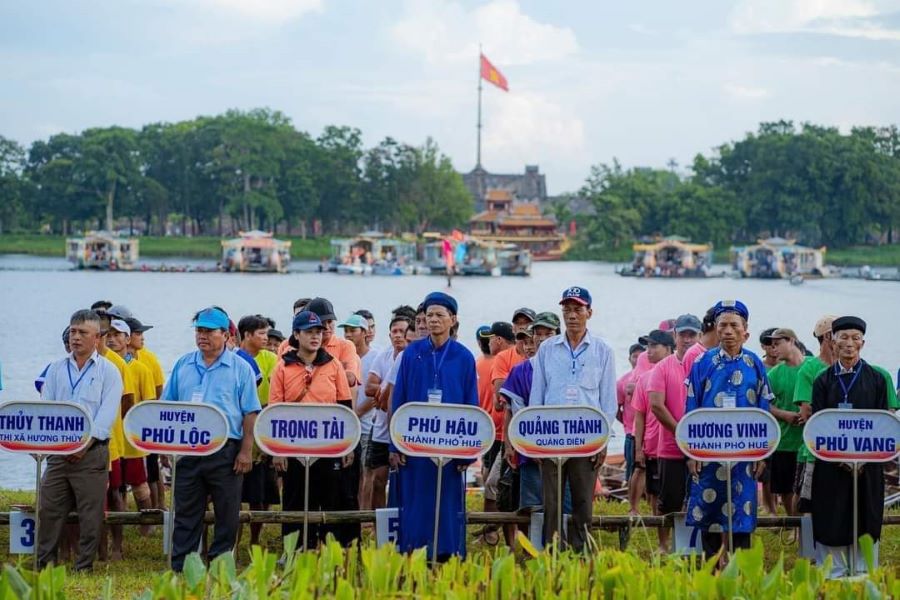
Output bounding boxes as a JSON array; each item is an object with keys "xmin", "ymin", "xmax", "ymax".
[{"xmin": 1, "ymin": 256, "xmax": 897, "ymax": 489}]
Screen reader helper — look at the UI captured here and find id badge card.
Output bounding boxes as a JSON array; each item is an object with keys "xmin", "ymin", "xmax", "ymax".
[
  {"xmin": 838, "ymin": 402, "xmax": 852, "ymax": 409},
  {"xmin": 191, "ymin": 387, "xmax": 204, "ymax": 403},
  {"xmin": 427, "ymin": 388, "xmax": 443, "ymax": 404},
  {"xmin": 565, "ymin": 384, "xmax": 579, "ymax": 403},
  {"xmin": 722, "ymin": 392, "xmax": 737, "ymax": 409}
]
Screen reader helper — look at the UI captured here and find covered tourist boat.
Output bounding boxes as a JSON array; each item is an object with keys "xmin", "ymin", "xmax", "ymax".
[
  {"xmin": 328, "ymin": 232, "xmax": 418, "ymax": 275},
  {"xmin": 430, "ymin": 237, "xmax": 531, "ymax": 277},
  {"xmin": 731, "ymin": 237, "xmax": 828, "ymax": 279},
  {"xmin": 66, "ymin": 231, "xmax": 139, "ymax": 270},
  {"xmin": 618, "ymin": 237, "xmax": 714, "ymax": 278},
  {"xmin": 221, "ymin": 231, "xmax": 291, "ymax": 273}
]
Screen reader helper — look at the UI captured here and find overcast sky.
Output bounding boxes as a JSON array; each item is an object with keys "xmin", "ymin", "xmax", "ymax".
[{"xmin": 3, "ymin": 0, "xmax": 899, "ymax": 193}]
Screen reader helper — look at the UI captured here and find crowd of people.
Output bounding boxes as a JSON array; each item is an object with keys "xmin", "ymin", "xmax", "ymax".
[{"xmin": 23, "ymin": 288, "xmax": 898, "ymax": 578}]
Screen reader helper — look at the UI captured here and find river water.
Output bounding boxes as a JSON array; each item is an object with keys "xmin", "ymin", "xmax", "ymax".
[{"xmin": 0, "ymin": 255, "xmax": 897, "ymax": 489}]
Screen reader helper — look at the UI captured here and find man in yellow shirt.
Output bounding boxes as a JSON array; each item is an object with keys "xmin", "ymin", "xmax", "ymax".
[
  {"xmin": 126, "ymin": 315, "xmax": 167, "ymax": 509},
  {"xmin": 95, "ymin": 312, "xmax": 135, "ymax": 562},
  {"xmin": 236, "ymin": 315, "xmax": 280, "ymax": 546},
  {"xmin": 108, "ymin": 319, "xmax": 156, "ymax": 537}
]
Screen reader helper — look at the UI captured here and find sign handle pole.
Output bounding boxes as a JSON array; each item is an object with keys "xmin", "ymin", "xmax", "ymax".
[
  {"xmin": 167, "ymin": 454, "xmax": 177, "ymax": 570},
  {"xmin": 34, "ymin": 454, "xmax": 43, "ymax": 568},
  {"xmin": 302, "ymin": 457, "xmax": 310, "ymax": 553},
  {"xmin": 432, "ymin": 457, "xmax": 445, "ymax": 566},
  {"xmin": 725, "ymin": 461, "xmax": 733, "ymax": 556},
  {"xmin": 850, "ymin": 462, "xmax": 859, "ymax": 576},
  {"xmin": 557, "ymin": 458, "xmax": 564, "ymax": 552}
]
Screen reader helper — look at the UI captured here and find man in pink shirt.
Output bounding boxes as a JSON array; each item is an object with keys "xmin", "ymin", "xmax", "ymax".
[
  {"xmin": 617, "ymin": 343, "xmax": 645, "ymax": 483},
  {"xmin": 649, "ymin": 314, "xmax": 701, "ymax": 551},
  {"xmin": 625, "ymin": 350, "xmax": 652, "ymax": 514},
  {"xmin": 682, "ymin": 307, "xmax": 717, "ymax": 377},
  {"xmin": 631, "ymin": 331, "xmax": 674, "ymax": 518}
]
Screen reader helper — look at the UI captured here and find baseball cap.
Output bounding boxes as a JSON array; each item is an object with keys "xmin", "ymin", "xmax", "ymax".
[
  {"xmin": 763, "ymin": 328, "xmax": 798, "ymax": 343},
  {"xmin": 125, "ymin": 317, "xmax": 153, "ymax": 333},
  {"xmin": 674, "ymin": 314, "xmax": 702, "ymax": 333},
  {"xmin": 813, "ymin": 315, "xmax": 838, "ymax": 338},
  {"xmin": 512, "ymin": 308, "xmax": 536, "ymax": 323},
  {"xmin": 532, "ymin": 312, "xmax": 561, "ymax": 331},
  {"xmin": 292, "ymin": 310, "xmax": 325, "ymax": 332},
  {"xmin": 628, "ymin": 343, "xmax": 645, "ymax": 355},
  {"xmin": 337, "ymin": 314, "xmax": 369, "ymax": 330},
  {"xmin": 106, "ymin": 305, "xmax": 134, "ymax": 321},
  {"xmin": 90, "ymin": 300, "xmax": 112, "ymax": 312},
  {"xmin": 639, "ymin": 329, "xmax": 675, "ymax": 349},
  {"xmin": 658, "ymin": 319, "xmax": 677, "ymax": 332},
  {"xmin": 559, "ymin": 286, "xmax": 591, "ymax": 306},
  {"xmin": 307, "ymin": 297, "xmax": 337, "ymax": 322},
  {"xmin": 476, "ymin": 325, "xmax": 492, "ymax": 339},
  {"xmin": 490, "ymin": 321, "xmax": 515, "ymax": 343},
  {"xmin": 267, "ymin": 329, "xmax": 286, "ymax": 341},
  {"xmin": 516, "ymin": 324, "xmax": 536, "ymax": 339},
  {"xmin": 110, "ymin": 319, "xmax": 131, "ymax": 336},
  {"xmin": 193, "ymin": 307, "xmax": 230, "ymax": 330},
  {"xmin": 758, "ymin": 328, "xmax": 777, "ymax": 345}
]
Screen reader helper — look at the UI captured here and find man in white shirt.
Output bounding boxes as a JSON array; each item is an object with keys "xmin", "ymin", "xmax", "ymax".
[
  {"xmin": 529, "ymin": 286, "xmax": 616, "ymax": 551},
  {"xmin": 37, "ymin": 309, "xmax": 123, "ymax": 571}
]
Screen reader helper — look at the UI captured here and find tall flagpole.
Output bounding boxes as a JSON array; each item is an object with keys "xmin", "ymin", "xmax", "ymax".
[{"xmin": 476, "ymin": 44, "xmax": 483, "ymax": 169}]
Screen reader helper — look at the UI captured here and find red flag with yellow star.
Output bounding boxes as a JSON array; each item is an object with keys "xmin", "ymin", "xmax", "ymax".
[{"xmin": 480, "ymin": 53, "xmax": 509, "ymax": 91}]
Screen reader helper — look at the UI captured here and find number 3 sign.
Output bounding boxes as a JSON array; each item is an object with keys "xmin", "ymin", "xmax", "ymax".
[{"xmin": 10, "ymin": 511, "xmax": 36, "ymax": 554}]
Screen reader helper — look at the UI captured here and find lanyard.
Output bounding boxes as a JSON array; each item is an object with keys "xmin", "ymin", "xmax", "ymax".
[
  {"xmin": 835, "ymin": 360, "xmax": 864, "ymax": 404},
  {"xmin": 66, "ymin": 360, "xmax": 94, "ymax": 395},
  {"xmin": 430, "ymin": 338, "xmax": 450, "ymax": 388},
  {"xmin": 194, "ymin": 350, "xmax": 224, "ymax": 385},
  {"xmin": 566, "ymin": 340, "xmax": 588, "ymax": 377}
]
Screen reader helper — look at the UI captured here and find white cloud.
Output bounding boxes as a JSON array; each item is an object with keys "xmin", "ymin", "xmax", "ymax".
[
  {"xmin": 391, "ymin": 0, "xmax": 577, "ymax": 66},
  {"xmin": 171, "ymin": 0, "xmax": 322, "ymax": 24},
  {"xmin": 481, "ymin": 92, "xmax": 585, "ymax": 165},
  {"xmin": 723, "ymin": 82, "xmax": 771, "ymax": 100},
  {"xmin": 730, "ymin": 0, "xmax": 876, "ymax": 34},
  {"xmin": 729, "ymin": 0, "xmax": 900, "ymax": 40}
]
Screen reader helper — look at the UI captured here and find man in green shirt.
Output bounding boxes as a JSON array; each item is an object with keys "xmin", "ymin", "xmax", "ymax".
[
  {"xmin": 764, "ymin": 328, "xmax": 808, "ymax": 515},
  {"xmin": 793, "ymin": 316, "xmax": 899, "ymax": 516}
]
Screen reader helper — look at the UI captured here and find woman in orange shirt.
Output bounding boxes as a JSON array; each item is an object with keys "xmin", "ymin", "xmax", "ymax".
[{"xmin": 268, "ymin": 310, "xmax": 353, "ymax": 549}]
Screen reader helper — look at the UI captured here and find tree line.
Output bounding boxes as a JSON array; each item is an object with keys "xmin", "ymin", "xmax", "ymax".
[
  {"xmin": 0, "ymin": 108, "xmax": 474, "ymax": 236},
  {"xmin": 565, "ymin": 121, "xmax": 900, "ymax": 253}
]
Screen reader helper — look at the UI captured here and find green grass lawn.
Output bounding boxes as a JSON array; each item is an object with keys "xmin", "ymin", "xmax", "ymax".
[
  {"xmin": 0, "ymin": 234, "xmax": 331, "ymax": 260},
  {"xmin": 2, "ymin": 488, "xmax": 898, "ymax": 598}
]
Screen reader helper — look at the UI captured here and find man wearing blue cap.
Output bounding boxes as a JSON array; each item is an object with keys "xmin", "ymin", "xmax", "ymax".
[
  {"xmin": 684, "ymin": 300, "xmax": 773, "ymax": 560},
  {"xmin": 162, "ymin": 307, "xmax": 261, "ymax": 572},
  {"xmin": 389, "ymin": 292, "xmax": 479, "ymax": 561},
  {"xmin": 529, "ymin": 286, "xmax": 617, "ymax": 551}
]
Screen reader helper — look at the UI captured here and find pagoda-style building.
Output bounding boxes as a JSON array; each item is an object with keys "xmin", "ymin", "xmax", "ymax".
[{"xmin": 468, "ymin": 190, "xmax": 569, "ymax": 261}]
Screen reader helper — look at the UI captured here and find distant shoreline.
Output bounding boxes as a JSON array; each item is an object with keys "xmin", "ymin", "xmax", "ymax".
[{"xmin": 0, "ymin": 234, "xmax": 898, "ymax": 267}]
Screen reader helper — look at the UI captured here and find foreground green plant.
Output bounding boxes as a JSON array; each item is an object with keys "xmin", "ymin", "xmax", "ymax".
[{"xmin": 4, "ymin": 533, "xmax": 899, "ymax": 599}]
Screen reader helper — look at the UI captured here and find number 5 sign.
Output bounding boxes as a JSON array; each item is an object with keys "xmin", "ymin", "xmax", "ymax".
[{"xmin": 10, "ymin": 511, "xmax": 36, "ymax": 554}]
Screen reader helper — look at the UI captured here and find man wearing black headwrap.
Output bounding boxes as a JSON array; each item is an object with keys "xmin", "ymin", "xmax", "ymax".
[{"xmin": 810, "ymin": 316, "xmax": 890, "ymax": 577}]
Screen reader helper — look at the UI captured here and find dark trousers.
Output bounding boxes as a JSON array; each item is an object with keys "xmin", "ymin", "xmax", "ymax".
[
  {"xmin": 541, "ymin": 456, "xmax": 598, "ymax": 552},
  {"xmin": 37, "ymin": 442, "xmax": 109, "ymax": 571},
  {"xmin": 701, "ymin": 531, "xmax": 751, "ymax": 557},
  {"xmin": 282, "ymin": 456, "xmax": 342, "ymax": 549},
  {"xmin": 335, "ymin": 446, "xmax": 361, "ymax": 546},
  {"xmin": 172, "ymin": 441, "xmax": 242, "ymax": 571}
]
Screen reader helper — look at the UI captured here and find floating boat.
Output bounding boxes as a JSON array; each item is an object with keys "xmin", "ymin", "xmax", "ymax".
[
  {"xmin": 456, "ymin": 239, "xmax": 532, "ymax": 277},
  {"xmin": 66, "ymin": 231, "xmax": 139, "ymax": 270},
  {"xmin": 731, "ymin": 237, "xmax": 829, "ymax": 279},
  {"xmin": 468, "ymin": 190, "xmax": 569, "ymax": 261},
  {"xmin": 329, "ymin": 232, "xmax": 417, "ymax": 275},
  {"xmin": 221, "ymin": 231, "xmax": 291, "ymax": 273},
  {"xmin": 618, "ymin": 237, "xmax": 714, "ymax": 278}
]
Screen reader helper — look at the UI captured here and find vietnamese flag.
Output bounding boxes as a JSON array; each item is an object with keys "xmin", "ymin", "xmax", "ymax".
[{"xmin": 480, "ymin": 54, "xmax": 509, "ymax": 91}]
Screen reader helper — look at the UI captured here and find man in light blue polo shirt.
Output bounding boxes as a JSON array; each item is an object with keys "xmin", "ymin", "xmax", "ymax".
[
  {"xmin": 37, "ymin": 309, "xmax": 123, "ymax": 571},
  {"xmin": 529, "ymin": 286, "xmax": 617, "ymax": 551},
  {"xmin": 162, "ymin": 306, "xmax": 260, "ymax": 572}
]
